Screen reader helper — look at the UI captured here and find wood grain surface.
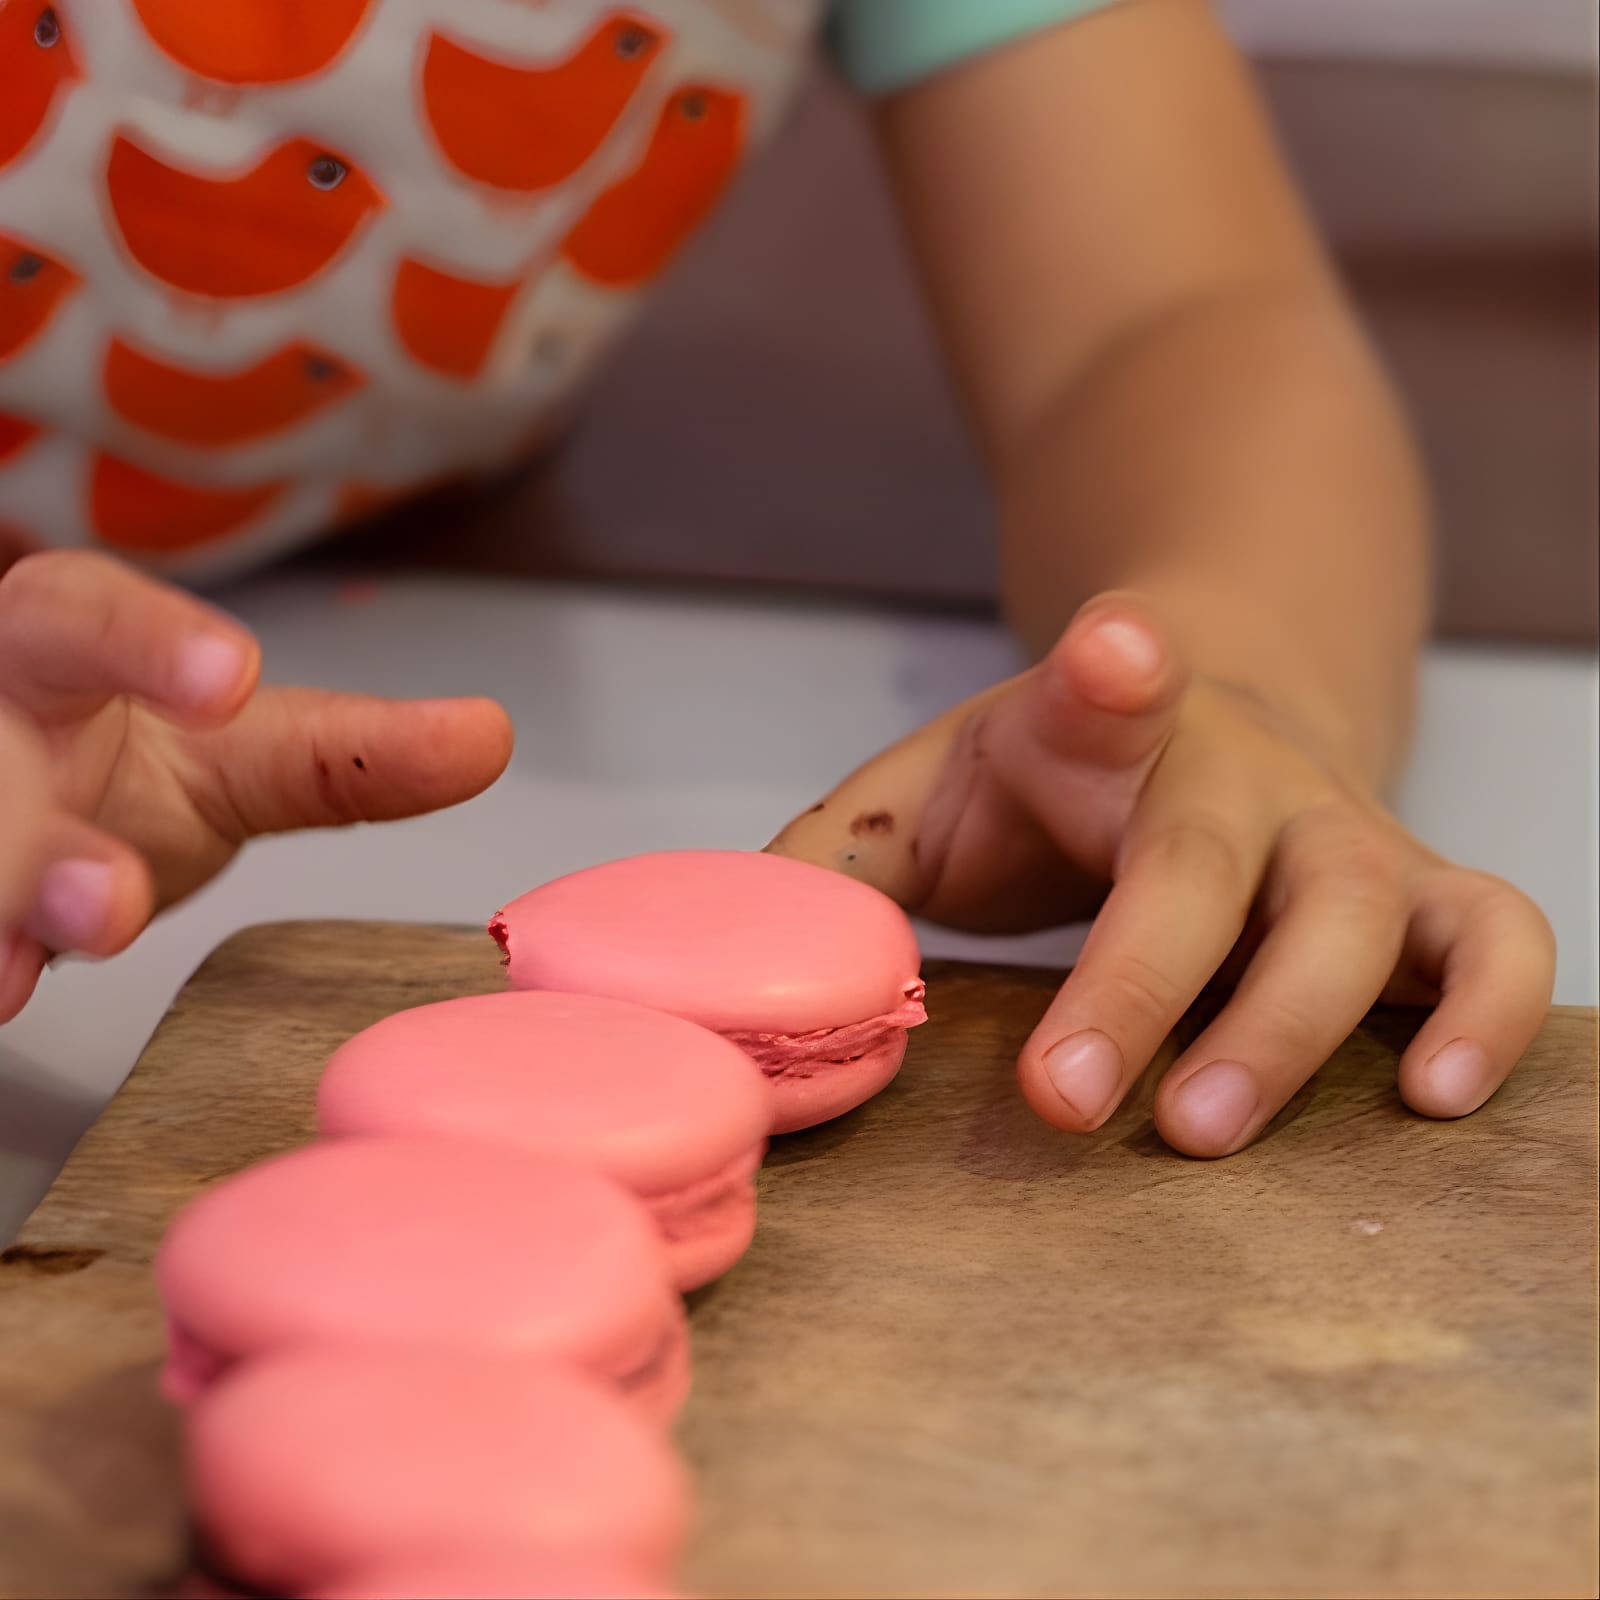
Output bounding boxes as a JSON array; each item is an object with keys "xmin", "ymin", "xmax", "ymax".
[{"xmin": 0, "ymin": 920, "xmax": 1595, "ymax": 1600}]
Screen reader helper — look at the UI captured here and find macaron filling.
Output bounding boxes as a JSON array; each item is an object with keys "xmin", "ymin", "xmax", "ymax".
[
  {"xmin": 642, "ymin": 1142, "xmax": 764, "ymax": 1244},
  {"xmin": 724, "ymin": 991, "xmax": 927, "ymax": 1081},
  {"xmin": 162, "ymin": 1309, "xmax": 690, "ymax": 1424},
  {"xmin": 640, "ymin": 1141, "xmax": 764, "ymax": 1289},
  {"xmin": 615, "ymin": 1313, "xmax": 692, "ymax": 1421},
  {"xmin": 487, "ymin": 851, "xmax": 928, "ymax": 1134},
  {"xmin": 162, "ymin": 1315, "xmax": 229, "ymax": 1406}
]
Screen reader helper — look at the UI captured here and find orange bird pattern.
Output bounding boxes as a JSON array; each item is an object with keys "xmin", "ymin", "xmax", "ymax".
[
  {"xmin": 562, "ymin": 85, "xmax": 745, "ymax": 288},
  {"xmin": 89, "ymin": 452, "xmax": 286, "ymax": 552},
  {"xmin": 0, "ymin": 234, "xmax": 79, "ymax": 363},
  {"xmin": 0, "ymin": 1, "xmax": 80, "ymax": 173},
  {"xmin": 391, "ymin": 256, "xmax": 529, "ymax": 381},
  {"xmin": 421, "ymin": 13, "xmax": 665, "ymax": 193},
  {"xmin": 105, "ymin": 336, "xmax": 366, "ymax": 447},
  {"xmin": 129, "ymin": 0, "xmax": 376, "ymax": 86},
  {"xmin": 107, "ymin": 133, "xmax": 384, "ymax": 298},
  {"xmin": 0, "ymin": 2, "xmax": 811, "ymax": 564}
]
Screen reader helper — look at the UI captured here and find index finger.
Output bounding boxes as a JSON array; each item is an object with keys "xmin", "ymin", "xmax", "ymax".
[{"xmin": 1016, "ymin": 741, "xmax": 1278, "ymax": 1134}]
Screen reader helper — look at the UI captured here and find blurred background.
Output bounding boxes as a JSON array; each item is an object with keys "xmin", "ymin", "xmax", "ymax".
[
  {"xmin": 321, "ymin": 0, "xmax": 1599, "ymax": 645},
  {"xmin": 3, "ymin": 0, "xmax": 1597, "ymax": 1235}
]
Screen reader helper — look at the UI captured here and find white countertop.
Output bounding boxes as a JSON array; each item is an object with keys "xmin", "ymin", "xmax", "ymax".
[
  {"xmin": 2, "ymin": 570, "xmax": 1595, "ymax": 1239},
  {"xmin": 1219, "ymin": 0, "xmax": 1597, "ymax": 72}
]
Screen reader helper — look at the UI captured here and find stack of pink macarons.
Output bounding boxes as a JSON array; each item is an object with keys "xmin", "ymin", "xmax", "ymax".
[{"xmin": 156, "ymin": 850, "xmax": 925, "ymax": 1600}]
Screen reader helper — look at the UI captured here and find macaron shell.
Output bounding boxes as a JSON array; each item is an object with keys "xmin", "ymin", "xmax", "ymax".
[
  {"xmin": 622, "ymin": 1308, "xmax": 694, "ymax": 1426},
  {"xmin": 763, "ymin": 1029, "xmax": 908, "ymax": 1135},
  {"xmin": 644, "ymin": 1143, "xmax": 763, "ymax": 1291},
  {"xmin": 490, "ymin": 850, "xmax": 923, "ymax": 1034},
  {"xmin": 307, "ymin": 1554, "xmax": 682, "ymax": 1599},
  {"xmin": 317, "ymin": 990, "xmax": 773, "ymax": 1196},
  {"xmin": 156, "ymin": 1139, "xmax": 675, "ymax": 1397},
  {"xmin": 188, "ymin": 1352, "xmax": 690, "ymax": 1592}
]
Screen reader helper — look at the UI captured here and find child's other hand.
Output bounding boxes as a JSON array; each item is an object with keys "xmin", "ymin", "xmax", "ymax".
[
  {"xmin": 0, "ymin": 551, "xmax": 512, "ymax": 1021},
  {"xmin": 769, "ymin": 595, "xmax": 1555, "ymax": 1157}
]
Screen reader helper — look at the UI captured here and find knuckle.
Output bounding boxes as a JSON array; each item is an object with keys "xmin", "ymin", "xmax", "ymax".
[
  {"xmin": 1282, "ymin": 804, "xmax": 1409, "ymax": 917},
  {"xmin": 1140, "ymin": 815, "xmax": 1251, "ymax": 901},
  {"xmin": 0, "ymin": 549, "xmax": 121, "ymax": 644},
  {"xmin": 1, "ymin": 546, "xmax": 104, "ymax": 599},
  {"xmin": 0, "ymin": 549, "xmax": 62, "ymax": 614},
  {"xmin": 1454, "ymin": 867, "xmax": 1534, "ymax": 922},
  {"xmin": 1488, "ymin": 880, "xmax": 1557, "ymax": 953},
  {"xmin": 1099, "ymin": 951, "xmax": 1185, "ymax": 1032},
  {"xmin": 1248, "ymin": 991, "xmax": 1339, "ymax": 1063},
  {"xmin": 1438, "ymin": 868, "xmax": 1557, "ymax": 970},
  {"xmin": 1447, "ymin": 867, "xmax": 1501, "ymax": 906},
  {"xmin": 1330, "ymin": 849, "xmax": 1407, "ymax": 921}
]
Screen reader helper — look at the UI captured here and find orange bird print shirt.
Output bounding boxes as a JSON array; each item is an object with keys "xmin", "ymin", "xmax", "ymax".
[{"xmin": 0, "ymin": 0, "xmax": 820, "ymax": 576}]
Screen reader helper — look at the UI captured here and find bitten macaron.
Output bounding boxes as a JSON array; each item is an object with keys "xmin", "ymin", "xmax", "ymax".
[
  {"xmin": 490, "ymin": 850, "xmax": 926, "ymax": 1134},
  {"xmin": 317, "ymin": 991, "xmax": 772, "ymax": 1291},
  {"xmin": 155, "ymin": 1137, "xmax": 688, "ymax": 1422}
]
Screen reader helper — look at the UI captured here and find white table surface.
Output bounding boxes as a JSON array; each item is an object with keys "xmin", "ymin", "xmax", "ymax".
[
  {"xmin": 1218, "ymin": 0, "xmax": 1597, "ymax": 71},
  {"xmin": 2, "ymin": 570, "xmax": 1595, "ymax": 1240}
]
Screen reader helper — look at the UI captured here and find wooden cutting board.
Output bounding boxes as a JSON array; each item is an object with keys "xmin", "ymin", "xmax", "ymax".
[{"xmin": 0, "ymin": 921, "xmax": 1595, "ymax": 1600}]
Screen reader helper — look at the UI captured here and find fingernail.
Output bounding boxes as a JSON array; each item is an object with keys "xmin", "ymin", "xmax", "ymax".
[
  {"xmin": 1090, "ymin": 617, "xmax": 1163, "ymax": 681},
  {"xmin": 1171, "ymin": 1060, "xmax": 1259, "ymax": 1150},
  {"xmin": 174, "ymin": 634, "xmax": 245, "ymax": 710},
  {"xmin": 24, "ymin": 860, "xmax": 113, "ymax": 953},
  {"xmin": 1042, "ymin": 1029, "xmax": 1124, "ymax": 1125},
  {"xmin": 1421, "ymin": 1038, "xmax": 1496, "ymax": 1115}
]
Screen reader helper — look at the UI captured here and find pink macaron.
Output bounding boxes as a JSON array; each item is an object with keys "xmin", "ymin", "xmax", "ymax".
[
  {"xmin": 155, "ymin": 1137, "xmax": 688, "ymax": 1422},
  {"xmin": 490, "ymin": 851, "xmax": 927, "ymax": 1134},
  {"xmin": 317, "ymin": 991, "xmax": 772, "ymax": 1292},
  {"xmin": 187, "ymin": 1350, "xmax": 690, "ymax": 1595},
  {"xmin": 306, "ymin": 1555, "xmax": 681, "ymax": 1599}
]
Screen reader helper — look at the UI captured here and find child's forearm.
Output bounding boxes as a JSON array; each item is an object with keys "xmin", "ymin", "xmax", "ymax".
[
  {"xmin": 866, "ymin": 0, "xmax": 1429, "ymax": 793},
  {"xmin": 995, "ymin": 279, "xmax": 1430, "ymax": 793}
]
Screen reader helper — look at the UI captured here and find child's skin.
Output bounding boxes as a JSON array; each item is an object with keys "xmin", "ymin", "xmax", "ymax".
[
  {"xmin": 0, "ymin": 701, "xmax": 51, "ymax": 930},
  {"xmin": 0, "ymin": 1, "xmax": 1555, "ymax": 1152},
  {"xmin": 0, "ymin": 552, "xmax": 512, "ymax": 1019}
]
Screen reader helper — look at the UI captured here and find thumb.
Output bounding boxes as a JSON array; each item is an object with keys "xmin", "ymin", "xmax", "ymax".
[
  {"xmin": 1018, "ymin": 593, "xmax": 1188, "ymax": 772},
  {"xmin": 766, "ymin": 597, "xmax": 1188, "ymax": 916},
  {"xmin": 971, "ymin": 594, "xmax": 1187, "ymax": 878}
]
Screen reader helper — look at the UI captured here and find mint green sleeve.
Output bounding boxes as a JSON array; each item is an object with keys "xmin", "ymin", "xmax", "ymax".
[{"xmin": 826, "ymin": 0, "xmax": 1126, "ymax": 95}]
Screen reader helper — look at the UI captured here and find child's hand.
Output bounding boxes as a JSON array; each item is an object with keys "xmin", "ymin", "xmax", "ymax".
[
  {"xmin": 769, "ymin": 594, "xmax": 1555, "ymax": 1157},
  {"xmin": 0, "ymin": 705, "xmax": 50, "ymax": 931},
  {"xmin": 0, "ymin": 551, "xmax": 512, "ymax": 1021}
]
